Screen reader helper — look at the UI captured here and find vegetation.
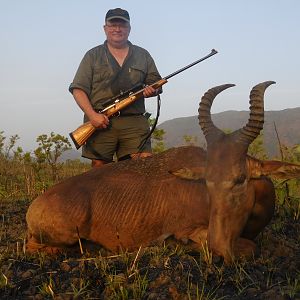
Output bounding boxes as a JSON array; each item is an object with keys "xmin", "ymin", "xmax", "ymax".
[
  {"xmin": 183, "ymin": 135, "xmax": 198, "ymax": 147},
  {"xmin": 149, "ymin": 118, "xmax": 166, "ymax": 154},
  {"xmin": 0, "ymin": 131, "xmax": 89, "ymax": 200},
  {"xmin": 0, "ymin": 130, "xmax": 299, "ymax": 299}
]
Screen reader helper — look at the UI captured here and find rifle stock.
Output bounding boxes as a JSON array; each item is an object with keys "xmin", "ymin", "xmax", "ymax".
[
  {"xmin": 69, "ymin": 121, "xmax": 95, "ymax": 149},
  {"xmin": 69, "ymin": 78, "xmax": 168, "ymax": 149}
]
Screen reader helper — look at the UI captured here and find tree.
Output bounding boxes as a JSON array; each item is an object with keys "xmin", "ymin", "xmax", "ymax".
[
  {"xmin": 34, "ymin": 132, "xmax": 71, "ymax": 181},
  {"xmin": 149, "ymin": 118, "xmax": 166, "ymax": 154},
  {"xmin": 0, "ymin": 131, "xmax": 5, "ymax": 154},
  {"xmin": 183, "ymin": 135, "xmax": 198, "ymax": 146},
  {"xmin": 248, "ymin": 133, "xmax": 268, "ymax": 160},
  {"xmin": 0, "ymin": 132, "xmax": 20, "ymax": 159}
]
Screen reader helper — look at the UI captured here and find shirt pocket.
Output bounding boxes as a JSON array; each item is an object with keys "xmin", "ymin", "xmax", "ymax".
[
  {"xmin": 93, "ymin": 64, "xmax": 113, "ymax": 84},
  {"xmin": 129, "ymin": 64, "xmax": 146, "ymax": 84}
]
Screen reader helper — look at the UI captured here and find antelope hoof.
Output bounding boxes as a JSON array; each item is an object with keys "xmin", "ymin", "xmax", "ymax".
[{"xmin": 234, "ymin": 238, "xmax": 258, "ymax": 259}]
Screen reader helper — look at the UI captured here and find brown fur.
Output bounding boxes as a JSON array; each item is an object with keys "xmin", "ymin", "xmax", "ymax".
[
  {"xmin": 26, "ymin": 147, "xmax": 209, "ymax": 252},
  {"xmin": 26, "ymin": 82, "xmax": 300, "ymax": 264},
  {"xmin": 26, "ymin": 146, "xmax": 279, "ymax": 263}
]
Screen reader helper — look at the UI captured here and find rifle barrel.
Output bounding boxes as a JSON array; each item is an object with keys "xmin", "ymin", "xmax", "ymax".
[{"xmin": 164, "ymin": 49, "xmax": 218, "ymax": 80}]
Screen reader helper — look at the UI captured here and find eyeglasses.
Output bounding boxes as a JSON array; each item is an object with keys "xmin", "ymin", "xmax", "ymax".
[{"xmin": 105, "ymin": 24, "xmax": 129, "ymax": 30}]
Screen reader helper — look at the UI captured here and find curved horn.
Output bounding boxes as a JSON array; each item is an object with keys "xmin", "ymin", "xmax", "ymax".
[
  {"xmin": 239, "ymin": 81, "xmax": 276, "ymax": 145},
  {"xmin": 198, "ymin": 84, "xmax": 235, "ymax": 143}
]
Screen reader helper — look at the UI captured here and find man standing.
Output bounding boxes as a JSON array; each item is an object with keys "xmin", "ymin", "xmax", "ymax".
[{"xmin": 69, "ymin": 8, "xmax": 161, "ymax": 167}]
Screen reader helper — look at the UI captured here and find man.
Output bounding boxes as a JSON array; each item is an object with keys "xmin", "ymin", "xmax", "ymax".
[{"xmin": 69, "ymin": 8, "xmax": 161, "ymax": 167}]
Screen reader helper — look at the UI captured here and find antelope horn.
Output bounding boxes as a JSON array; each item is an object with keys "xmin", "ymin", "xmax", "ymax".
[
  {"xmin": 198, "ymin": 84, "xmax": 235, "ymax": 143},
  {"xmin": 238, "ymin": 81, "xmax": 276, "ymax": 145}
]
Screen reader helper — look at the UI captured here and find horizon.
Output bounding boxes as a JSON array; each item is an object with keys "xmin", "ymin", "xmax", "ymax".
[{"xmin": 2, "ymin": 106, "xmax": 299, "ymax": 153}]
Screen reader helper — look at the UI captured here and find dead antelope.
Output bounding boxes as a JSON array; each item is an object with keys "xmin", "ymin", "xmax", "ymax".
[{"xmin": 26, "ymin": 81, "xmax": 300, "ymax": 263}]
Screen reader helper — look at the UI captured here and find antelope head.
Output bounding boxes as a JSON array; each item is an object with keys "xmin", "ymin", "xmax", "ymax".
[{"xmin": 198, "ymin": 81, "xmax": 276, "ymax": 262}]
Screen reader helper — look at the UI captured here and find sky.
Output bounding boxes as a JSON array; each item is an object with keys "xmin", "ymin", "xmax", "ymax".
[{"xmin": 1, "ymin": 0, "xmax": 299, "ymax": 151}]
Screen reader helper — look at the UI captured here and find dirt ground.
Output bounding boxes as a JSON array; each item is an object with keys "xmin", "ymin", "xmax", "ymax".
[{"xmin": 0, "ymin": 198, "xmax": 299, "ymax": 299}]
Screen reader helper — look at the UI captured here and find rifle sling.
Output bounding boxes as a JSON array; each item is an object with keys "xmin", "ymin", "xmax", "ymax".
[{"xmin": 138, "ymin": 93, "xmax": 161, "ymax": 152}]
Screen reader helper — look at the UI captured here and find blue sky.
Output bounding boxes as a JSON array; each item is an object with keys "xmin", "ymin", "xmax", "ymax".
[{"xmin": 1, "ymin": 0, "xmax": 299, "ymax": 150}]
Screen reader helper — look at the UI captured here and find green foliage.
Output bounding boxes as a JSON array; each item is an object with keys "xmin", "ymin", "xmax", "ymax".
[
  {"xmin": 0, "ymin": 131, "xmax": 89, "ymax": 200},
  {"xmin": 0, "ymin": 272, "xmax": 9, "ymax": 290},
  {"xmin": 274, "ymin": 180, "xmax": 300, "ymax": 220},
  {"xmin": 0, "ymin": 131, "xmax": 20, "ymax": 160},
  {"xmin": 222, "ymin": 128, "xmax": 232, "ymax": 134},
  {"xmin": 149, "ymin": 118, "xmax": 166, "ymax": 154},
  {"xmin": 0, "ymin": 131, "xmax": 5, "ymax": 153},
  {"xmin": 272, "ymin": 142, "xmax": 300, "ymax": 220},
  {"xmin": 34, "ymin": 132, "xmax": 72, "ymax": 181},
  {"xmin": 183, "ymin": 135, "xmax": 198, "ymax": 146},
  {"xmin": 152, "ymin": 140, "xmax": 166, "ymax": 154},
  {"xmin": 248, "ymin": 133, "xmax": 268, "ymax": 159},
  {"xmin": 280, "ymin": 144, "xmax": 300, "ymax": 163}
]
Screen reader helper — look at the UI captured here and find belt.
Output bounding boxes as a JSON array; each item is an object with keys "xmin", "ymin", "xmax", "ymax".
[
  {"xmin": 114, "ymin": 113, "xmax": 144, "ymax": 117},
  {"xmin": 95, "ymin": 108, "xmax": 143, "ymax": 117}
]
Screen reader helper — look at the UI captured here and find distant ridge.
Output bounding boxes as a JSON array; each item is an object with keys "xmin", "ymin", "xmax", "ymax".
[
  {"xmin": 64, "ymin": 108, "xmax": 300, "ymax": 161},
  {"xmin": 157, "ymin": 107, "xmax": 300, "ymax": 158}
]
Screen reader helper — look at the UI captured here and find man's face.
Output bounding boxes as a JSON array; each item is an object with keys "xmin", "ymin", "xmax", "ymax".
[{"xmin": 104, "ymin": 19, "xmax": 131, "ymax": 46}]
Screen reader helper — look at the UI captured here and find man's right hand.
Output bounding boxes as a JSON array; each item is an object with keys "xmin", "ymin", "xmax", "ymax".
[
  {"xmin": 72, "ymin": 88, "xmax": 110, "ymax": 129},
  {"xmin": 88, "ymin": 111, "xmax": 109, "ymax": 129}
]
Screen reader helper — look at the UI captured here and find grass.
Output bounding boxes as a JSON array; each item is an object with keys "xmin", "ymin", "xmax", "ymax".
[
  {"xmin": 0, "ymin": 186, "xmax": 299, "ymax": 299},
  {"xmin": 0, "ymin": 217, "xmax": 299, "ymax": 299}
]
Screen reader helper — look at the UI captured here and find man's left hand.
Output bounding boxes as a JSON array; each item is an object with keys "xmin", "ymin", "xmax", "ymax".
[{"xmin": 143, "ymin": 85, "xmax": 158, "ymax": 98}]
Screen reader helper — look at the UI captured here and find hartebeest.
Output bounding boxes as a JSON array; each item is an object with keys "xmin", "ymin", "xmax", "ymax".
[{"xmin": 26, "ymin": 81, "xmax": 300, "ymax": 263}]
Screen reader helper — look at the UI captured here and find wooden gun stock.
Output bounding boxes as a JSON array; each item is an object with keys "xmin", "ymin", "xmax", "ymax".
[{"xmin": 69, "ymin": 79, "xmax": 167, "ymax": 149}]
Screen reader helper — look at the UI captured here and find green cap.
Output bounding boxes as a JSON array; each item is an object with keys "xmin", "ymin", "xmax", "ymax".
[{"xmin": 105, "ymin": 8, "xmax": 130, "ymax": 22}]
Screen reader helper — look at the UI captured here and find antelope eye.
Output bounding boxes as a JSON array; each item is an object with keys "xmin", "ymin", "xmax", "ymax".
[{"xmin": 234, "ymin": 174, "xmax": 246, "ymax": 185}]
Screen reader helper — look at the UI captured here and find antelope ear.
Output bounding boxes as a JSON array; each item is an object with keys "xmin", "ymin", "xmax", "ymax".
[
  {"xmin": 260, "ymin": 161, "xmax": 300, "ymax": 179},
  {"xmin": 170, "ymin": 167, "xmax": 205, "ymax": 181},
  {"xmin": 248, "ymin": 156, "xmax": 300, "ymax": 179}
]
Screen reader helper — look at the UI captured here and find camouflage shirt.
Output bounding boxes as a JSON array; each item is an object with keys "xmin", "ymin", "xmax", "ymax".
[{"xmin": 69, "ymin": 41, "xmax": 161, "ymax": 115}]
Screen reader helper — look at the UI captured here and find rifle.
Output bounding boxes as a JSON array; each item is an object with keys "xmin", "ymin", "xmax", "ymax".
[{"xmin": 69, "ymin": 49, "xmax": 218, "ymax": 149}]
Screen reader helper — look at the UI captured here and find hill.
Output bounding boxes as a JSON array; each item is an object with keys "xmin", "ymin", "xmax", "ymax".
[
  {"xmin": 157, "ymin": 107, "xmax": 300, "ymax": 158},
  {"xmin": 64, "ymin": 108, "xmax": 300, "ymax": 160}
]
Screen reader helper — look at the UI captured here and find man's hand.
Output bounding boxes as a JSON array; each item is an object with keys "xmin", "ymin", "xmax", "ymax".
[
  {"xmin": 72, "ymin": 88, "xmax": 109, "ymax": 129},
  {"xmin": 88, "ymin": 111, "xmax": 109, "ymax": 129},
  {"xmin": 143, "ymin": 85, "xmax": 158, "ymax": 98}
]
